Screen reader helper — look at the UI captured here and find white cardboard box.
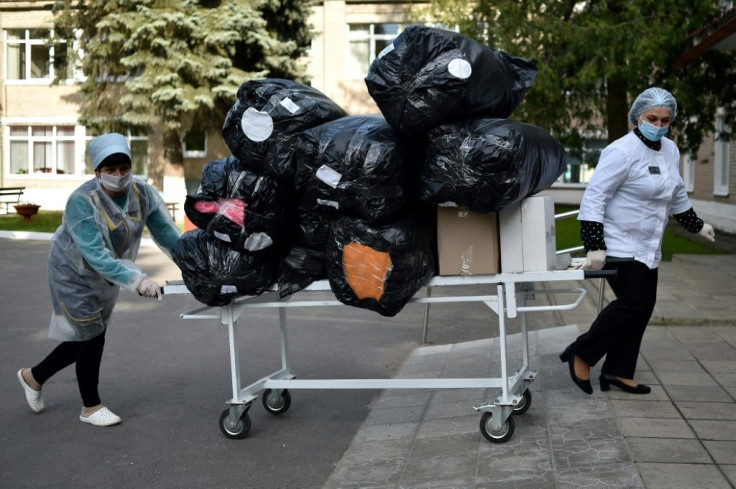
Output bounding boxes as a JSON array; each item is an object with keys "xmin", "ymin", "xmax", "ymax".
[{"xmin": 499, "ymin": 196, "xmax": 557, "ymax": 272}]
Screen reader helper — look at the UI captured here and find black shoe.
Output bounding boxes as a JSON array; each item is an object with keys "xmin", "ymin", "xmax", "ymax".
[
  {"xmin": 559, "ymin": 344, "xmax": 592, "ymax": 395},
  {"xmin": 599, "ymin": 374, "xmax": 651, "ymax": 394}
]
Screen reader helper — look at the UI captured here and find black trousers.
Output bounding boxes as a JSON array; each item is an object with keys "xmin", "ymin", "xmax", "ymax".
[
  {"xmin": 573, "ymin": 260, "xmax": 658, "ymax": 379},
  {"xmin": 31, "ymin": 330, "xmax": 106, "ymax": 408}
]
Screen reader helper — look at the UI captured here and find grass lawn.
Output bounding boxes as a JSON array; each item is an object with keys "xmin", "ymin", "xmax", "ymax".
[
  {"xmin": 0, "ymin": 210, "xmax": 63, "ymax": 233},
  {"xmin": 1, "ymin": 207, "xmax": 726, "ymax": 262}
]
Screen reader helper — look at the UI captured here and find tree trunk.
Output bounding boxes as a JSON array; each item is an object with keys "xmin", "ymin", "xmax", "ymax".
[
  {"xmin": 606, "ymin": 76, "xmax": 629, "ymax": 143},
  {"xmin": 605, "ymin": 0, "xmax": 629, "ymax": 144}
]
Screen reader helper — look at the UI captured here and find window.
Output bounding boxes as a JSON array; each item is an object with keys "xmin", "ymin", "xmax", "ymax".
[
  {"xmin": 714, "ymin": 111, "xmax": 730, "ymax": 196},
  {"xmin": 183, "ymin": 130, "xmax": 207, "ymax": 158},
  {"xmin": 561, "ymin": 139, "xmax": 606, "ymax": 184},
  {"xmin": 8, "ymin": 126, "xmax": 77, "ymax": 175},
  {"xmin": 347, "ymin": 23, "xmax": 401, "ymax": 78},
  {"xmin": 682, "ymin": 153, "xmax": 694, "ymax": 192},
  {"xmin": 3, "ymin": 28, "xmax": 76, "ymax": 82},
  {"xmin": 84, "ymin": 131, "xmax": 149, "ymax": 176}
]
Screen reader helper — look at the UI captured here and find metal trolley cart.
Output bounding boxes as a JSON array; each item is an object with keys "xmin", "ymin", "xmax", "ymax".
[{"xmin": 165, "ymin": 260, "xmax": 608, "ymax": 443}]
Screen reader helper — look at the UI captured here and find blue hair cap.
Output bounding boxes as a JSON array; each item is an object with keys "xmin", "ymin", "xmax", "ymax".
[{"xmin": 629, "ymin": 87, "xmax": 677, "ymax": 125}]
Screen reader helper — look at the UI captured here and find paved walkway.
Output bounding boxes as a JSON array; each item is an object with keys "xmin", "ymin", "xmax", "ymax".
[
  {"xmin": 2, "ymin": 229, "xmax": 735, "ymax": 488},
  {"xmin": 325, "ymin": 253, "xmax": 736, "ymax": 489}
]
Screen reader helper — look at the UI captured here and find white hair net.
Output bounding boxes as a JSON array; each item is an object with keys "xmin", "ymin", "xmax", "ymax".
[{"xmin": 629, "ymin": 87, "xmax": 677, "ymax": 125}]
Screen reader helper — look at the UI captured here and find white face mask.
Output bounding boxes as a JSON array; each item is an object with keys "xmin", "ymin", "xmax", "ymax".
[{"xmin": 98, "ymin": 171, "xmax": 132, "ymax": 192}]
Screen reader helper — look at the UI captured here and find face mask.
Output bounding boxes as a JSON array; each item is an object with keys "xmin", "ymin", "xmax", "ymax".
[
  {"xmin": 98, "ymin": 171, "xmax": 132, "ymax": 192},
  {"xmin": 639, "ymin": 119, "xmax": 669, "ymax": 141}
]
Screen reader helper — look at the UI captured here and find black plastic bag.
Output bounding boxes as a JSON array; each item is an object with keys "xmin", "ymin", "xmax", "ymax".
[
  {"xmin": 277, "ymin": 206, "xmax": 332, "ymax": 297},
  {"xmin": 325, "ymin": 211, "xmax": 435, "ymax": 317},
  {"xmin": 221, "ymin": 78, "xmax": 347, "ymax": 180},
  {"xmin": 364, "ymin": 25, "xmax": 537, "ymax": 138},
  {"xmin": 171, "ymin": 229, "xmax": 274, "ymax": 306},
  {"xmin": 418, "ymin": 117, "xmax": 567, "ymax": 213},
  {"xmin": 293, "ymin": 115, "xmax": 421, "ymax": 223},
  {"xmin": 184, "ymin": 156, "xmax": 293, "ymax": 251}
]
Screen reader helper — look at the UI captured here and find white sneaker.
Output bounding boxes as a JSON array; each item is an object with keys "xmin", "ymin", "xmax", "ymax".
[
  {"xmin": 17, "ymin": 369, "xmax": 44, "ymax": 413},
  {"xmin": 79, "ymin": 407, "xmax": 122, "ymax": 427}
]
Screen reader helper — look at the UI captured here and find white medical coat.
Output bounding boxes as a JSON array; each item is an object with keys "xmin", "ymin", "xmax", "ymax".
[{"xmin": 578, "ymin": 132, "xmax": 692, "ymax": 269}]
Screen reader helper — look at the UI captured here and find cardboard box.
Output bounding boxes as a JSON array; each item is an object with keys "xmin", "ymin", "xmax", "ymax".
[
  {"xmin": 499, "ymin": 195, "xmax": 557, "ymax": 272},
  {"xmin": 436, "ymin": 206, "xmax": 500, "ymax": 276}
]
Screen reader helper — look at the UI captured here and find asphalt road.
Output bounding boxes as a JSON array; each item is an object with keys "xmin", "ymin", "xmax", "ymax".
[{"xmin": 0, "ymin": 238, "xmax": 563, "ymax": 489}]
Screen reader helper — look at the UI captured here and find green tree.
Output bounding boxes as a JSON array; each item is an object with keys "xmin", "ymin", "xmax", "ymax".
[
  {"xmin": 414, "ymin": 0, "xmax": 736, "ymax": 157},
  {"xmin": 52, "ymin": 0, "xmax": 313, "ymax": 166}
]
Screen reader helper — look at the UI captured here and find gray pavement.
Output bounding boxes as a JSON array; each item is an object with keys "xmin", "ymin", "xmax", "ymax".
[{"xmin": 1, "ymin": 231, "xmax": 735, "ymax": 488}]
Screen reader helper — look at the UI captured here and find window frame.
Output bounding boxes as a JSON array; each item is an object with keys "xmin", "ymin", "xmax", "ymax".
[
  {"xmin": 3, "ymin": 28, "xmax": 72, "ymax": 84},
  {"xmin": 6, "ymin": 125, "xmax": 80, "ymax": 177},
  {"xmin": 714, "ymin": 109, "xmax": 730, "ymax": 197},
  {"xmin": 346, "ymin": 23, "xmax": 402, "ymax": 80},
  {"xmin": 682, "ymin": 152, "xmax": 695, "ymax": 192},
  {"xmin": 182, "ymin": 130, "xmax": 207, "ymax": 159}
]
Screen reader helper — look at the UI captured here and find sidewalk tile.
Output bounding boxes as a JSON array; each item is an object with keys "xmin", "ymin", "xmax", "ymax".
[
  {"xmin": 617, "ymin": 417, "xmax": 696, "ymax": 439},
  {"xmin": 647, "ymin": 359, "xmax": 704, "ymax": 374},
  {"xmin": 675, "ymin": 401, "xmax": 736, "ymax": 420},
  {"xmin": 554, "ymin": 464, "xmax": 643, "ymax": 488},
  {"xmin": 609, "ymin": 400, "xmax": 681, "ymax": 419},
  {"xmin": 722, "ymin": 464, "xmax": 736, "ymax": 487},
  {"xmin": 656, "ymin": 371, "xmax": 718, "ymax": 386},
  {"xmin": 636, "ymin": 462, "xmax": 731, "ymax": 489},
  {"xmin": 625, "ymin": 437, "xmax": 711, "ymax": 463},
  {"xmin": 711, "ymin": 372, "xmax": 736, "ymax": 387},
  {"xmin": 690, "ymin": 420, "xmax": 736, "ymax": 441},
  {"xmin": 663, "ymin": 384, "xmax": 732, "ymax": 402},
  {"xmin": 703, "ymin": 440, "xmax": 736, "ymax": 464}
]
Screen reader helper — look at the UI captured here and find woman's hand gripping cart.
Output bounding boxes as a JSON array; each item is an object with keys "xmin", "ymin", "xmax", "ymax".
[{"xmin": 164, "ymin": 263, "xmax": 612, "ymax": 443}]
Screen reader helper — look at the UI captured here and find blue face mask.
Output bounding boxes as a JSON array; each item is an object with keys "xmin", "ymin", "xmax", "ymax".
[{"xmin": 639, "ymin": 119, "xmax": 669, "ymax": 141}]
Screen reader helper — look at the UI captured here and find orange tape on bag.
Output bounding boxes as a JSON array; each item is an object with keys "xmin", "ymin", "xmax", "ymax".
[{"xmin": 342, "ymin": 242, "xmax": 392, "ymax": 301}]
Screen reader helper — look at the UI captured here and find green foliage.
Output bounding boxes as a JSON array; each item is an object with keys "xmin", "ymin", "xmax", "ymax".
[
  {"xmin": 413, "ymin": 1, "xmax": 736, "ymax": 156},
  {"xmin": 51, "ymin": 0, "xmax": 314, "ymax": 161},
  {"xmin": 0, "ymin": 211, "xmax": 64, "ymax": 233}
]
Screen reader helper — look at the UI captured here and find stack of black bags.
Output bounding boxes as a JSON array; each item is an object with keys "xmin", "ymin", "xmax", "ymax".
[{"xmin": 172, "ymin": 25, "xmax": 567, "ymax": 316}]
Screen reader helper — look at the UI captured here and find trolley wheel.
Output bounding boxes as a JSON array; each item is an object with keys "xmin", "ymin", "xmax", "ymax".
[
  {"xmin": 262, "ymin": 389, "xmax": 291, "ymax": 415},
  {"xmin": 512, "ymin": 390, "xmax": 532, "ymax": 415},
  {"xmin": 479, "ymin": 411, "xmax": 515, "ymax": 443},
  {"xmin": 219, "ymin": 409, "xmax": 251, "ymax": 439}
]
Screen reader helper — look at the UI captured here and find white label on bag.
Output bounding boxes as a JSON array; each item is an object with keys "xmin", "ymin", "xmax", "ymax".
[
  {"xmin": 241, "ymin": 107, "xmax": 274, "ymax": 142},
  {"xmin": 243, "ymin": 232, "xmax": 273, "ymax": 251},
  {"xmin": 214, "ymin": 231, "xmax": 232, "ymax": 242},
  {"xmin": 448, "ymin": 58, "xmax": 472, "ymax": 79},
  {"xmin": 317, "ymin": 198, "xmax": 339, "ymax": 210},
  {"xmin": 316, "ymin": 165, "xmax": 342, "ymax": 188},
  {"xmin": 280, "ymin": 97, "xmax": 300, "ymax": 114},
  {"xmin": 221, "ymin": 285, "xmax": 238, "ymax": 294},
  {"xmin": 378, "ymin": 43, "xmax": 395, "ymax": 59}
]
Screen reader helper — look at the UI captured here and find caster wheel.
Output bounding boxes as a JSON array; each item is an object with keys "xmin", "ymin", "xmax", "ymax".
[
  {"xmin": 480, "ymin": 411, "xmax": 515, "ymax": 443},
  {"xmin": 512, "ymin": 390, "xmax": 532, "ymax": 415},
  {"xmin": 262, "ymin": 389, "xmax": 291, "ymax": 415},
  {"xmin": 219, "ymin": 408, "xmax": 251, "ymax": 439}
]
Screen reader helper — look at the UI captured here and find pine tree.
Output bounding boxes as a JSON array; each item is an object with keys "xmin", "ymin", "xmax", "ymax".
[{"xmin": 52, "ymin": 0, "xmax": 313, "ymax": 165}]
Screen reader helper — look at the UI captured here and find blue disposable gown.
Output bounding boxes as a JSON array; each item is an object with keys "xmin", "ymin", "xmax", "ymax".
[{"xmin": 47, "ymin": 177, "xmax": 181, "ymax": 341}]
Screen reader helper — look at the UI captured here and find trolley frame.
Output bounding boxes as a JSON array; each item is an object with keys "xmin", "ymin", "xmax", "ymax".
[{"xmin": 166, "ymin": 261, "xmax": 599, "ymax": 442}]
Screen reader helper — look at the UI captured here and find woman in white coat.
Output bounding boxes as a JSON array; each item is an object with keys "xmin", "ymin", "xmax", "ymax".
[
  {"xmin": 17, "ymin": 133, "xmax": 181, "ymax": 426},
  {"xmin": 560, "ymin": 87, "xmax": 716, "ymax": 395}
]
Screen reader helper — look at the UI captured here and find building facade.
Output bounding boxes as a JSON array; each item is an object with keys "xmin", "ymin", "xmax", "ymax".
[{"xmin": 1, "ymin": 0, "xmax": 734, "ymax": 232}]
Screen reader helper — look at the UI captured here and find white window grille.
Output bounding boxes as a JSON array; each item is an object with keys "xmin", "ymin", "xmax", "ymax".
[
  {"xmin": 681, "ymin": 152, "xmax": 695, "ymax": 192},
  {"xmin": 347, "ymin": 23, "xmax": 401, "ymax": 79},
  {"xmin": 714, "ymin": 110, "xmax": 730, "ymax": 196},
  {"xmin": 8, "ymin": 125, "xmax": 77, "ymax": 176}
]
